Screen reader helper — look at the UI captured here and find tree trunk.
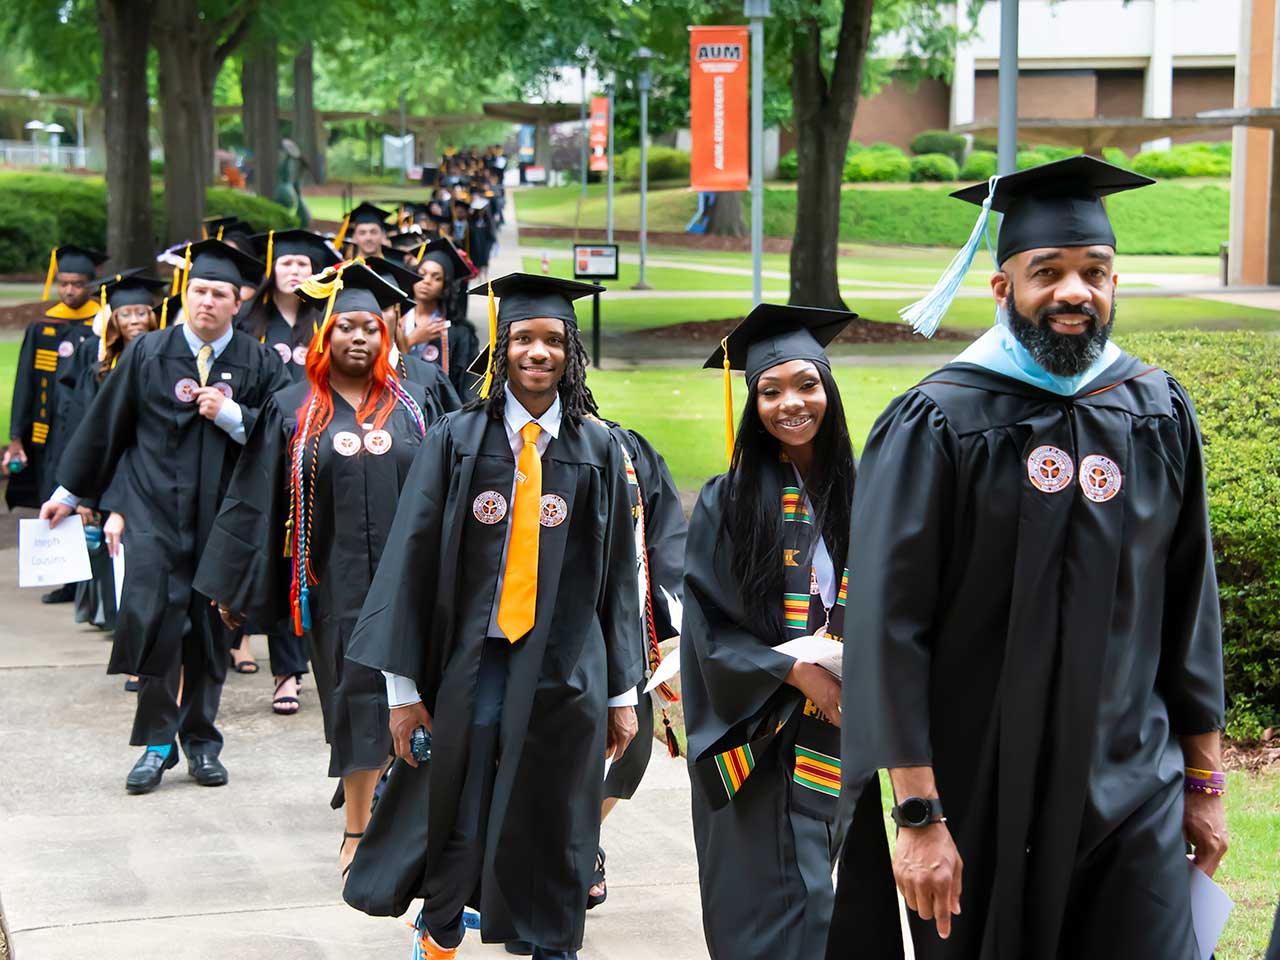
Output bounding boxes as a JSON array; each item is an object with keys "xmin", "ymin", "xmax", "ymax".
[
  {"xmin": 788, "ymin": 1, "xmax": 873, "ymax": 309},
  {"xmin": 152, "ymin": 0, "xmax": 254, "ymax": 244},
  {"xmin": 96, "ymin": 0, "xmax": 155, "ymax": 268},
  {"xmin": 706, "ymin": 191, "xmax": 746, "ymax": 237},
  {"xmin": 241, "ymin": 36, "xmax": 279, "ymax": 200},
  {"xmin": 293, "ymin": 42, "xmax": 323, "ymax": 184}
]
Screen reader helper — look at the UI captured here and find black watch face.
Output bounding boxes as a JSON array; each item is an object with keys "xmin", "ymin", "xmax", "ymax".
[{"xmin": 900, "ymin": 797, "xmax": 932, "ymax": 826}]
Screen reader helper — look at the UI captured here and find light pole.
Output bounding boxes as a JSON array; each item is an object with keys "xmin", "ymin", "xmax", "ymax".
[
  {"xmin": 745, "ymin": 0, "xmax": 769, "ymax": 306},
  {"xmin": 632, "ymin": 46, "xmax": 654, "ymax": 291},
  {"xmin": 607, "ymin": 76, "xmax": 616, "ymax": 243},
  {"xmin": 580, "ymin": 67, "xmax": 589, "ymax": 198},
  {"xmin": 997, "ymin": 0, "xmax": 1018, "ymax": 175}
]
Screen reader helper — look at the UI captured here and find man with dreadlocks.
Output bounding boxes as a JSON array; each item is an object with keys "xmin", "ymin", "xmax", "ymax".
[
  {"xmin": 40, "ymin": 239, "xmax": 291, "ymax": 795},
  {"xmin": 196, "ymin": 262, "xmax": 447, "ymax": 877},
  {"xmin": 342, "ymin": 273, "xmax": 644, "ymax": 960}
]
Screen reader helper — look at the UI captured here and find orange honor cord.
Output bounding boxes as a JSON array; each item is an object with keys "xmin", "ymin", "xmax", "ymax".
[{"xmin": 721, "ymin": 336, "xmax": 734, "ymax": 466}]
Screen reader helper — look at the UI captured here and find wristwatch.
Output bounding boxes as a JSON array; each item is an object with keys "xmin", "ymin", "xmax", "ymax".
[{"xmin": 891, "ymin": 796, "xmax": 946, "ymax": 828}]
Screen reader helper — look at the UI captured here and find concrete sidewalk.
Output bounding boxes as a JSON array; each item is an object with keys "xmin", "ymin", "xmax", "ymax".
[{"xmin": 0, "ymin": 544, "xmax": 708, "ymax": 960}]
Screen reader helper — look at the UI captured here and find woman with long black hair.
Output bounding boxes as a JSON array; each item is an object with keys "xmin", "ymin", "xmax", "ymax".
[
  {"xmin": 195, "ymin": 262, "xmax": 444, "ymax": 876},
  {"xmin": 679, "ymin": 305, "xmax": 900, "ymax": 960},
  {"xmin": 400, "ymin": 237, "xmax": 480, "ymax": 401}
]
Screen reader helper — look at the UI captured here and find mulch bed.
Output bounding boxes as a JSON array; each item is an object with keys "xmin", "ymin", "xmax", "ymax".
[
  {"xmin": 630, "ymin": 315, "xmax": 972, "ymax": 345},
  {"xmin": 1224, "ymin": 731, "xmax": 1280, "ymax": 773}
]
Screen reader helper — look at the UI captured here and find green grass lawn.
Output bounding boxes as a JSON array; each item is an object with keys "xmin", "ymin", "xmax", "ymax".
[
  {"xmin": 1, "ymin": 339, "xmax": 17, "ymax": 439},
  {"xmin": 1213, "ymin": 766, "xmax": 1280, "ymax": 958}
]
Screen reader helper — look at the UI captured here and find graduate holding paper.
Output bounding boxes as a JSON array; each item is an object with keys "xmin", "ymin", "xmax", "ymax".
[
  {"xmin": 829, "ymin": 157, "xmax": 1228, "ymax": 959},
  {"xmin": 679, "ymin": 305, "xmax": 899, "ymax": 960}
]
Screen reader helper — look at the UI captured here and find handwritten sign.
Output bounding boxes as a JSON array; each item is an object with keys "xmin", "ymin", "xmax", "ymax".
[{"xmin": 18, "ymin": 516, "xmax": 92, "ymax": 588}]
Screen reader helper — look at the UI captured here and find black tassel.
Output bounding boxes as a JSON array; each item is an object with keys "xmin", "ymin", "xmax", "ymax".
[{"xmin": 663, "ymin": 712, "xmax": 680, "ymax": 759}]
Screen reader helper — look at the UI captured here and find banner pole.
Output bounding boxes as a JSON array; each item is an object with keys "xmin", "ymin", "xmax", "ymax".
[{"xmin": 746, "ymin": 1, "xmax": 769, "ymax": 306}]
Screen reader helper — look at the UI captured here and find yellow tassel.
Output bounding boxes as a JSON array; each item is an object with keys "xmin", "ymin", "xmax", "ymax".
[
  {"xmin": 160, "ymin": 297, "xmax": 169, "ymax": 330},
  {"xmin": 42, "ymin": 248, "xmax": 57, "ymax": 301},
  {"xmin": 415, "ymin": 241, "xmax": 427, "ymax": 264},
  {"xmin": 202, "ymin": 224, "xmax": 209, "ymax": 240},
  {"xmin": 179, "ymin": 242, "xmax": 192, "ymax": 321},
  {"xmin": 479, "ymin": 280, "xmax": 498, "ymax": 399},
  {"xmin": 261, "ymin": 229, "xmax": 275, "ymax": 302},
  {"xmin": 721, "ymin": 336, "xmax": 734, "ymax": 466},
  {"xmin": 170, "ymin": 265, "xmax": 180, "ymax": 296},
  {"xmin": 307, "ymin": 265, "xmax": 346, "ymax": 353},
  {"xmin": 95, "ymin": 282, "xmax": 110, "ymax": 362},
  {"xmin": 216, "ymin": 226, "xmax": 224, "ymax": 241},
  {"xmin": 334, "ymin": 212, "xmax": 352, "ymax": 250}
]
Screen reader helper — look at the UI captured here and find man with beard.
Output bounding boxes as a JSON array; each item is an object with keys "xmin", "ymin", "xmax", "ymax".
[{"xmin": 827, "ymin": 157, "xmax": 1228, "ymax": 960}]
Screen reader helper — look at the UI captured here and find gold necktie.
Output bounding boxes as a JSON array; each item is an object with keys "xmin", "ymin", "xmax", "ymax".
[
  {"xmin": 497, "ymin": 421, "xmax": 542, "ymax": 643},
  {"xmin": 196, "ymin": 344, "xmax": 213, "ymax": 387}
]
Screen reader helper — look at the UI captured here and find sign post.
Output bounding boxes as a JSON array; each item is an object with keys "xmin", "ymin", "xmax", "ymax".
[
  {"xmin": 745, "ymin": 1, "xmax": 769, "ymax": 306},
  {"xmin": 573, "ymin": 244, "xmax": 619, "ymax": 368}
]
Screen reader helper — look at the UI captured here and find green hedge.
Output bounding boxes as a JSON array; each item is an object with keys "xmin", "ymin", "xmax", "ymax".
[
  {"xmin": 1133, "ymin": 143, "xmax": 1232, "ymax": 179},
  {"xmin": 777, "ymin": 149, "xmax": 799, "ymax": 181},
  {"xmin": 760, "ymin": 180, "xmax": 1229, "ymax": 255},
  {"xmin": 1117, "ymin": 332, "xmax": 1280, "ymax": 738},
  {"xmin": 909, "ymin": 153, "xmax": 959, "ymax": 182},
  {"xmin": 910, "ymin": 130, "xmax": 966, "ymax": 163},
  {"xmin": 0, "ymin": 172, "xmax": 297, "ymax": 273},
  {"xmin": 616, "ymin": 146, "xmax": 691, "ymax": 184}
]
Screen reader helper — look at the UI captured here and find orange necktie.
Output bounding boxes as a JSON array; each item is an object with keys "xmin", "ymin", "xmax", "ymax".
[{"xmin": 497, "ymin": 421, "xmax": 542, "ymax": 642}]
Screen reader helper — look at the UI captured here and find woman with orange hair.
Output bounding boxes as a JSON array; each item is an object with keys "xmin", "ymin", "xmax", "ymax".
[{"xmin": 195, "ymin": 263, "xmax": 447, "ymax": 874}]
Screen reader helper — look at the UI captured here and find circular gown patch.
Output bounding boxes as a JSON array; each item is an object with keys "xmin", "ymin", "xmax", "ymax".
[
  {"xmin": 539, "ymin": 494, "xmax": 568, "ymax": 527},
  {"xmin": 472, "ymin": 490, "xmax": 508, "ymax": 524},
  {"xmin": 293, "ymin": 345, "xmax": 309, "ymax": 366},
  {"xmin": 1026, "ymin": 445, "xmax": 1074, "ymax": 494},
  {"xmin": 332, "ymin": 431, "xmax": 361, "ymax": 457},
  {"xmin": 58, "ymin": 340, "xmax": 75, "ymax": 358},
  {"xmin": 273, "ymin": 342, "xmax": 292, "ymax": 363},
  {"xmin": 363, "ymin": 429, "xmax": 392, "ymax": 455},
  {"xmin": 213, "ymin": 381, "xmax": 233, "ymax": 399},
  {"xmin": 173, "ymin": 377, "xmax": 199, "ymax": 403},
  {"xmin": 1079, "ymin": 454, "xmax": 1123, "ymax": 503},
  {"xmin": 424, "ymin": 343, "xmax": 440, "ymax": 363}
]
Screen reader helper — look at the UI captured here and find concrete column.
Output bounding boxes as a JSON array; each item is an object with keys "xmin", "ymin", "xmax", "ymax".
[
  {"xmin": 1142, "ymin": 0, "xmax": 1175, "ymax": 151},
  {"xmin": 950, "ymin": 3, "xmax": 976, "ymax": 129},
  {"xmin": 1228, "ymin": 0, "xmax": 1276, "ymax": 285}
]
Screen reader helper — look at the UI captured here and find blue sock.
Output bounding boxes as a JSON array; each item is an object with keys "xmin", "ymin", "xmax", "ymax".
[{"xmin": 146, "ymin": 744, "xmax": 171, "ymax": 759}]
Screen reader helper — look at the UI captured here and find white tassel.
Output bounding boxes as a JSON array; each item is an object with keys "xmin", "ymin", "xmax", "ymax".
[{"xmin": 899, "ymin": 175, "xmax": 999, "ymax": 339}]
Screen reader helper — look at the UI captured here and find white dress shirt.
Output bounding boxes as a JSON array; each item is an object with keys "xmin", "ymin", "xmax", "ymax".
[
  {"xmin": 384, "ymin": 391, "xmax": 637, "ymax": 709},
  {"xmin": 51, "ymin": 322, "xmax": 246, "ymax": 508}
]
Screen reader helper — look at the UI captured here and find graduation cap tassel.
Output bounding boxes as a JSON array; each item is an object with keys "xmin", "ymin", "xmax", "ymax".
[
  {"xmin": 415, "ymin": 240, "xmax": 428, "ymax": 264},
  {"xmin": 721, "ymin": 336, "xmax": 734, "ymax": 466},
  {"xmin": 479, "ymin": 280, "xmax": 498, "ymax": 400},
  {"xmin": 42, "ymin": 248, "xmax": 57, "ymax": 301},
  {"xmin": 663, "ymin": 712, "xmax": 681, "ymax": 759},
  {"xmin": 898, "ymin": 174, "xmax": 999, "ymax": 339},
  {"xmin": 216, "ymin": 226, "xmax": 224, "ymax": 241},
  {"xmin": 333, "ymin": 212, "xmax": 351, "ymax": 250},
  {"xmin": 260, "ymin": 229, "xmax": 274, "ymax": 303},
  {"xmin": 159, "ymin": 297, "xmax": 169, "ymax": 330},
  {"xmin": 179, "ymin": 242, "xmax": 192, "ymax": 321}
]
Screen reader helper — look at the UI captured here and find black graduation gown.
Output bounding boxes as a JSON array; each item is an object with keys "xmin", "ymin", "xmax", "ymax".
[
  {"xmin": 681, "ymin": 466, "xmax": 900, "ymax": 960},
  {"xmin": 342, "ymin": 408, "xmax": 644, "ymax": 951},
  {"xmin": 397, "ymin": 351, "xmax": 462, "ymax": 416},
  {"xmin": 194, "ymin": 378, "xmax": 436, "ymax": 776},
  {"xmin": 6, "ymin": 309, "xmax": 97, "ymax": 507},
  {"xmin": 446, "ymin": 321, "xmax": 480, "ymax": 401},
  {"xmin": 56, "ymin": 324, "xmax": 291, "ymax": 681},
  {"xmin": 602, "ymin": 424, "xmax": 687, "ymax": 801},
  {"xmin": 831, "ymin": 355, "xmax": 1225, "ymax": 960},
  {"xmin": 236, "ymin": 302, "xmax": 309, "ymax": 383}
]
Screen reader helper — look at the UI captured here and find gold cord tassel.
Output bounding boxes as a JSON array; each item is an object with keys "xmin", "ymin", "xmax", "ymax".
[
  {"xmin": 216, "ymin": 226, "xmax": 224, "ymax": 241},
  {"xmin": 333, "ymin": 212, "xmax": 351, "ymax": 250},
  {"xmin": 479, "ymin": 280, "xmax": 498, "ymax": 399},
  {"xmin": 179, "ymin": 242, "xmax": 192, "ymax": 320},
  {"xmin": 42, "ymin": 248, "xmax": 57, "ymax": 301},
  {"xmin": 261, "ymin": 229, "xmax": 275, "ymax": 302},
  {"xmin": 721, "ymin": 336, "xmax": 734, "ymax": 466},
  {"xmin": 160, "ymin": 297, "xmax": 169, "ymax": 330},
  {"xmin": 415, "ymin": 241, "xmax": 427, "ymax": 264}
]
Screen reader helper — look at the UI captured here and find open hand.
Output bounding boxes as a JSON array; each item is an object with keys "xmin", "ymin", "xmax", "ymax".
[{"xmin": 894, "ymin": 822, "xmax": 963, "ymax": 940}]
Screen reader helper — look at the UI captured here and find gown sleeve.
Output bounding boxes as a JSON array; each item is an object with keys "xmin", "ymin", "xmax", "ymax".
[
  {"xmin": 430, "ymin": 362, "xmax": 462, "ymax": 414},
  {"xmin": 679, "ymin": 475, "xmax": 799, "ymax": 763},
  {"xmin": 600, "ymin": 433, "xmax": 646, "ymax": 700},
  {"xmin": 192, "ymin": 395, "xmax": 290, "ymax": 625},
  {"xmin": 55, "ymin": 335, "xmax": 142, "ymax": 500},
  {"xmin": 239, "ymin": 349, "xmax": 293, "ymax": 437},
  {"xmin": 628, "ymin": 429, "xmax": 687, "ymax": 640},
  {"xmin": 839, "ymin": 389, "xmax": 958, "ymax": 783},
  {"xmin": 1158, "ymin": 376, "xmax": 1226, "ymax": 735},
  {"xmin": 347, "ymin": 416, "xmax": 458, "ymax": 698},
  {"xmin": 8, "ymin": 323, "xmax": 38, "ymax": 439}
]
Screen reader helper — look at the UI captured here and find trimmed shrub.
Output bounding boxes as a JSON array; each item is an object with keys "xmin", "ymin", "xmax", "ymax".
[
  {"xmin": 1132, "ymin": 144, "xmax": 1231, "ymax": 179},
  {"xmin": 909, "ymin": 153, "xmax": 960, "ymax": 182},
  {"xmin": 0, "ymin": 193, "xmax": 59, "ymax": 274},
  {"xmin": 616, "ymin": 146, "xmax": 692, "ymax": 183},
  {"xmin": 1116, "ymin": 332, "xmax": 1280, "ymax": 738},
  {"xmin": 777, "ymin": 149, "xmax": 799, "ymax": 181},
  {"xmin": 1103, "ymin": 147, "xmax": 1130, "ymax": 168},
  {"xmin": 910, "ymin": 129, "xmax": 967, "ymax": 163},
  {"xmin": 201, "ymin": 187, "xmax": 298, "ymax": 231},
  {"xmin": 843, "ymin": 144, "xmax": 911, "ymax": 182},
  {"xmin": 959, "ymin": 150, "xmax": 997, "ymax": 181},
  {"xmin": 1016, "ymin": 150, "xmax": 1051, "ymax": 170},
  {"xmin": 1034, "ymin": 144, "xmax": 1083, "ymax": 162}
]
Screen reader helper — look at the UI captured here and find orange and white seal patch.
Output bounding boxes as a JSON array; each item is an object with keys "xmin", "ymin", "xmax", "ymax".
[
  {"xmin": 473, "ymin": 491, "xmax": 508, "ymax": 524},
  {"xmin": 539, "ymin": 494, "xmax": 568, "ymax": 527},
  {"xmin": 1026, "ymin": 445, "xmax": 1074, "ymax": 494},
  {"xmin": 1079, "ymin": 454, "xmax": 1122, "ymax": 503}
]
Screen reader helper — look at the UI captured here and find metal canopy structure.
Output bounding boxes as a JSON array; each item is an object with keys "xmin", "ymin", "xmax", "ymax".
[
  {"xmin": 481, "ymin": 101, "xmax": 582, "ymax": 125},
  {"xmin": 953, "ymin": 108, "xmax": 1280, "ymax": 153}
]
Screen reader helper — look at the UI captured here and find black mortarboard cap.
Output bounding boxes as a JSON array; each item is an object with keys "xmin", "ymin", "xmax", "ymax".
[
  {"xmin": 702, "ymin": 303, "xmax": 855, "ymax": 386},
  {"xmin": 344, "ymin": 201, "xmax": 393, "ymax": 227},
  {"xmin": 467, "ymin": 272, "xmax": 602, "ymax": 326},
  {"xmin": 51, "ymin": 244, "xmax": 107, "ymax": 278},
  {"xmin": 294, "ymin": 262, "xmax": 412, "ymax": 317},
  {"xmin": 95, "ymin": 270, "xmax": 167, "ymax": 309},
  {"xmin": 951, "ymin": 155, "xmax": 1154, "ymax": 266},
  {"xmin": 415, "ymin": 237, "xmax": 471, "ymax": 284},
  {"xmin": 390, "ymin": 228, "xmax": 427, "ymax": 250},
  {"xmin": 250, "ymin": 229, "xmax": 342, "ymax": 271},
  {"xmin": 364, "ymin": 256, "xmax": 421, "ymax": 297},
  {"xmin": 184, "ymin": 238, "xmax": 265, "ymax": 289}
]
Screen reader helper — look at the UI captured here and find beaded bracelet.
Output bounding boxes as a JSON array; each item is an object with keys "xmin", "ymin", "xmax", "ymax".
[{"xmin": 1185, "ymin": 767, "xmax": 1226, "ymax": 797}]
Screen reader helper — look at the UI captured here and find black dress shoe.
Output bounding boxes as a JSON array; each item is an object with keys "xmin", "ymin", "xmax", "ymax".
[
  {"xmin": 41, "ymin": 584, "xmax": 76, "ymax": 604},
  {"xmin": 188, "ymin": 753, "xmax": 229, "ymax": 787},
  {"xmin": 126, "ymin": 748, "xmax": 177, "ymax": 794}
]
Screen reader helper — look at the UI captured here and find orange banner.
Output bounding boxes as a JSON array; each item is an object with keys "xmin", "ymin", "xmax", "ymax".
[
  {"xmin": 689, "ymin": 25, "xmax": 749, "ymax": 192},
  {"xmin": 589, "ymin": 96, "xmax": 610, "ymax": 173}
]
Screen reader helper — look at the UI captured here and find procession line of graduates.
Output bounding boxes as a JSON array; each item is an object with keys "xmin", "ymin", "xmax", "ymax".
[{"xmin": 16, "ymin": 153, "xmax": 1252, "ymax": 960}]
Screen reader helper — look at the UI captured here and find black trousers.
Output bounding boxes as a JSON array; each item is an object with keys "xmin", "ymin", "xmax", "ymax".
[
  {"xmin": 130, "ymin": 615, "xmax": 223, "ymax": 755},
  {"xmin": 266, "ymin": 628, "xmax": 309, "ymax": 677}
]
